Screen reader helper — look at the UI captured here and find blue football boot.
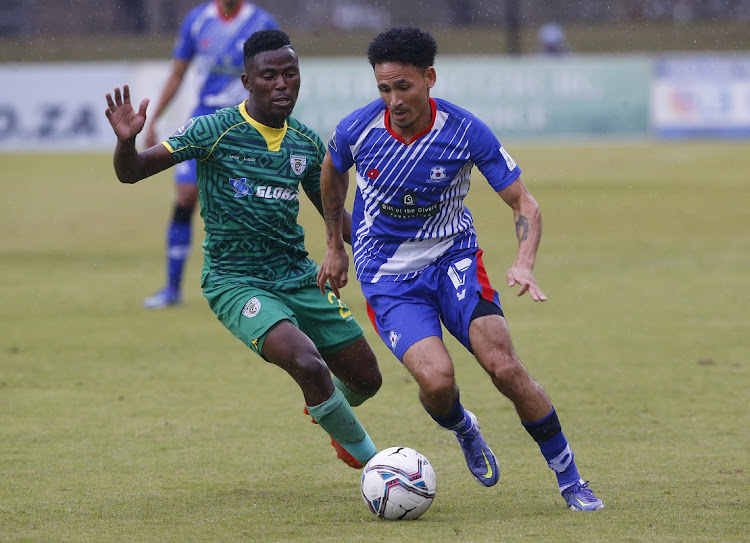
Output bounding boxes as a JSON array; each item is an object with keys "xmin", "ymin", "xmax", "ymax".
[
  {"xmin": 562, "ymin": 480, "xmax": 604, "ymax": 511},
  {"xmin": 454, "ymin": 411, "xmax": 499, "ymax": 487}
]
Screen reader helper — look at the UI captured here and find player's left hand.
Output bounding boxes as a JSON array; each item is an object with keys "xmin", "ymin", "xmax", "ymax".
[
  {"xmin": 105, "ymin": 85, "xmax": 149, "ymax": 142},
  {"xmin": 507, "ymin": 265, "xmax": 547, "ymax": 302},
  {"xmin": 317, "ymin": 246, "xmax": 350, "ymax": 299}
]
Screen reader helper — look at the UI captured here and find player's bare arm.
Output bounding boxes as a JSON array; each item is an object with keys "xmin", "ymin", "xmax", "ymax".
[
  {"xmin": 498, "ymin": 178, "xmax": 547, "ymax": 302},
  {"xmin": 316, "ymin": 152, "xmax": 352, "ymax": 298},
  {"xmin": 105, "ymin": 85, "xmax": 175, "ymax": 184},
  {"xmin": 305, "ymin": 190, "xmax": 352, "ymax": 246}
]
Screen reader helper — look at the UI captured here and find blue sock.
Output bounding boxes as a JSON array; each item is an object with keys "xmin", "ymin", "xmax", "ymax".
[
  {"xmin": 166, "ymin": 214, "xmax": 191, "ymax": 291},
  {"xmin": 428, "ymin": 394, "xmax": 472, "ymax": 434},
  {"xmin": 523, "ymin": 408, "xmax": 581, "ymax": 492}
]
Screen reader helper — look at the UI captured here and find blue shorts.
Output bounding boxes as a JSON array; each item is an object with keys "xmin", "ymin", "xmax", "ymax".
[
  {"xmin": 174, "ymin": 158, "xmax": 197, "ymax": 185},
  {"xmin": 361, "ymin": 248, "xmax": 503, "ymax": 361},
  {"xmin": 174, "ymin": 106, "xmax": 218, "ymax": 185}
]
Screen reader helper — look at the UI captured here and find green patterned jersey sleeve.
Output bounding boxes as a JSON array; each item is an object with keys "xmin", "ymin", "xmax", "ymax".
[
  {"xmin": 295, "ymin": 121, "xmax": 325, "ymax": 196},
  {"xmin": 163, "ymin": 116, "xmax": 214, "ymax": 163}
]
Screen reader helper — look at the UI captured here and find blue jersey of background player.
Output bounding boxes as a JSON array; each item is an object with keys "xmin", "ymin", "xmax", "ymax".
[
  {"xmin": 142, "ymin": 0, "xmax": 279, "ymax": 309},
  {"xmin": 317, "ymin": 26, "xmax": 604, "ymax": 511}
]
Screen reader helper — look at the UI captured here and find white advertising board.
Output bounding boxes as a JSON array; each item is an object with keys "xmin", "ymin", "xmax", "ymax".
[
  {"xmin": 651, "ymin": 55, "xmax": 750, "ymax": 138},
  {"xmin": 0, "ymin": 56, "xmax": 654, "ymax": 154},
  {"xmin": 0, "ymin": 61, "xmax": 192, "ymax": 152}
]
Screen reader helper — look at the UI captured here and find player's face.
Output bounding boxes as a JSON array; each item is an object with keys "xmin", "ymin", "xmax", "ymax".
[
  {"xmin": 374, "ymin": 62, "xmax": 436, "ymax": 142},
  {"xmin": 241, "ymin": 46, "xmax": 301, "ymax": 128}
]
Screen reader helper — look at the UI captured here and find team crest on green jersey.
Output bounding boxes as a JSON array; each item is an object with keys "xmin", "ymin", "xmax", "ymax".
[{"xmin": 290, "ymin": 155, "xmax": 307, "ymax": 175}]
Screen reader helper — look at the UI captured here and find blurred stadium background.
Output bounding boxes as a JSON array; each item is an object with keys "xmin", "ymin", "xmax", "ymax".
[{"xmin": 0, "ymin": 1, "xmax": 748, "ymax": 151}]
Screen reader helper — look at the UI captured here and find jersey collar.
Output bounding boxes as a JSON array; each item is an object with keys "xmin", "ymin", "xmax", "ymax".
[
  {"xmin": 384, "ymin": 97, "xmax": 436, "ymax": 146},
  {"xmin": 239, "ymin": 100, "xmax": 288, "ymax": 152},
  {"xmin": 214, "ymin": 0, "xmax": 243, "ymax": 21}
]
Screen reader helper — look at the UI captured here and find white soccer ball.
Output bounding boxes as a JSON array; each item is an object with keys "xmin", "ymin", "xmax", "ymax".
[{"xmin": 361, "ymin": 446, "xmax": 437, "ymax": 520}]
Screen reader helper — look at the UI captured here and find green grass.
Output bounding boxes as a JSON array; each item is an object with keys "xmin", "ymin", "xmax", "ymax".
[{"xmin": 1, "ymin": 142, "xmax": 749, "ymax": 541}]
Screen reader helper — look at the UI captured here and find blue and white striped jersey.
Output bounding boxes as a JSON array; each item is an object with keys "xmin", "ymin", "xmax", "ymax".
[
  {"xmin": 328, "ymin": 97, "xmax": 521, "ymax": 283},
  {"xmin": 174, "ymin": 1, "xmax": 278, "ymax": 116}
]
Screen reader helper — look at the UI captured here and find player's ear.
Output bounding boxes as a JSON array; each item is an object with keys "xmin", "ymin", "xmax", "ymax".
[
  {"xmin": 241, "ymin": 72, "xmax": 252, "ymax": 92},
  {"xmin": 425, "ymin": 66, "xmax": 436, "ymax": 89}
]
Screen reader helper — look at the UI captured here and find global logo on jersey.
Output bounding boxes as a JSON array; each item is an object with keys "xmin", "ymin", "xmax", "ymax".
[
  {"xmin": 366, "ymin": 168, "xmax": 379, "ymax": 179},
  {"xmin": 290, "ymin": 155, "xmax": 307, "ymax": 176},
  {"xmin": 429, "ymin": 166, "xmax": 447, "ymax": 182}
]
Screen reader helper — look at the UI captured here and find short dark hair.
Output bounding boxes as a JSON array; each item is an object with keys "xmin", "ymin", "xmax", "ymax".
[
  {"xmin": 367, "ymin": 26, "xmax": 437, "ymax": 69},
  {"xmin": 243, "ymin": 29, "xmax": 292, "ymax": 62}
]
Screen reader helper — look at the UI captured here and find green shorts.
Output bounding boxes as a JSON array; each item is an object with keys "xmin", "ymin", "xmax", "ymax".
[{"xmin": 203, "ymin": 281, "xmax": 364, "ymax": 359}]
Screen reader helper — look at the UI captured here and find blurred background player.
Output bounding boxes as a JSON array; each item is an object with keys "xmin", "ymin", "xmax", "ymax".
[
  {"xmin": 537, "ymin": 22, "xmax": 570, "ymax": 55},
  {"xmin": 142, "ymin": 0, "xmax": 279, "ymax": 308}
]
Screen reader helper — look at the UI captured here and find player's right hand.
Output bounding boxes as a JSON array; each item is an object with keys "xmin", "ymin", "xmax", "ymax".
[
  {"xmin": 105, "ymin": 85, "xmax": 149, "ymax": 142},
  {"xmin": 316, "ymin": 247, "xmax": 350, "ymax": 299}
]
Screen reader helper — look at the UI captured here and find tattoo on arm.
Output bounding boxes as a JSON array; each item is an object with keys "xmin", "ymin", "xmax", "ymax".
[
  {"xmin": 323, "ymin": 200, "xmax": 343, "ymax": 240},
  {"xmin": 515, "ymin": 215, "xmax": 529, "ymax": 243}
]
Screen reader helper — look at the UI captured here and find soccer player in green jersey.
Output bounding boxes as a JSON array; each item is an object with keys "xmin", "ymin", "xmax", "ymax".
[{"xmin": 104, "ymin": 30, "xmax": 381, "ymax": 469}]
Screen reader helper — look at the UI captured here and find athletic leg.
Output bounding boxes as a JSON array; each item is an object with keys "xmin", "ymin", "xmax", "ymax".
[
  {"xmin": 323, "ymin": 336, "xmax": 382, "ymax": 406},
  {"xmin": 401, "ymin": 337, "xmax": 499, "ymax": 486},
  {"xmin": 261, "ymin": 322, "xmax": 377, "ymax": 466},
  {"xmin": 469, "ymin": 314, "xmax": 602, "ymax": 509}
]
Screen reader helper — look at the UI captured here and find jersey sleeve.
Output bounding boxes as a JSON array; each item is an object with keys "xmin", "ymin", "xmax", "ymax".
[
  {"xmin": 469, "ymin": 119, "xmax": 522, "ymax": 192},
  {"xmin": 327, "ymin": 124, "xmax": 355, "ymax": 174},
  {"xmin": 162, "ymin": 116, "xmax": 213, "ymax": 163},
  {"xmin": 172, "ymin": 7, "xmax": 199, "ymax": 61},
  {"xmin": 301, "ymin": 131, "xmax": 325, "ymax": 195}
]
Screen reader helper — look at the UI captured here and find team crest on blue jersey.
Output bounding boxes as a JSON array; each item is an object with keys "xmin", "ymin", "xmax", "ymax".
[
  {"xmin": 230, "ymin": 177, "xmax": 252, "ymax": 198},
  {"xmin": 290, "ymin": 155, "xmax": 307, "ymax": 175},
  {"xmin": 172, "ymin": 118, "xmax": 194, "ymax": 137},
  {"xmin": 429, "ymin": 166, "xmax": 447, "ymax": 182}
]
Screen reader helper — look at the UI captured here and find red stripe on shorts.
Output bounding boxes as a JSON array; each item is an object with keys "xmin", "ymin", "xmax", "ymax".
[
  {"xmin": 366, "ymin": 301, "xmax": 379, "ymax": 334},
  {"xmin": 475, "ymin": 249, "xmax": 496, "ymax": 301}
]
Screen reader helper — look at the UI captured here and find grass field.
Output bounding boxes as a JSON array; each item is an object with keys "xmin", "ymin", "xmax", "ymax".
[{"xmin": 1, "ymin": 141, "xmax": 748, "ymax": 542}]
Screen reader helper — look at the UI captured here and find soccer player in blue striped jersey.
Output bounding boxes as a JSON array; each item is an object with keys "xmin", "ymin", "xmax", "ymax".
[
  {"xmin": 105, "ymin": 30, "xmax": 382, "ymax": 471},
  {"xmin": 317, "ymin": 26, "xmax": 603, "ymax": 511},
  {"xmin": 142, "ymin": 1, "xmax": 279, "ymax": 309}
]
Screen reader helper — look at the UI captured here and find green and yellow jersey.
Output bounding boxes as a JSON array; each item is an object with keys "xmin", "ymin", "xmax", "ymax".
[{"xmin": 163, "ymin": 101, "xmax": 324, "ymax": 291}]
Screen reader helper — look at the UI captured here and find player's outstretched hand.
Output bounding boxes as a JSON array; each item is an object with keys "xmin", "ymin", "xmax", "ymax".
[
  {"xmin": 507, "ymin": 265, "xmax": 547, "ymax": 302},
  {"xmin": 105, "ymin": 85, "xmax": 149, "ymax": 142},
  {"xmin": 317, "ymin": 247, "xmax": 350, "ymax": 299}
]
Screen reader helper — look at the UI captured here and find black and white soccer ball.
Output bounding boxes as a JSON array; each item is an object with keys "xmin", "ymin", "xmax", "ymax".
[{"xmin": 361, "ymin": 446, "xmax": 437, "ymax": 520}]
